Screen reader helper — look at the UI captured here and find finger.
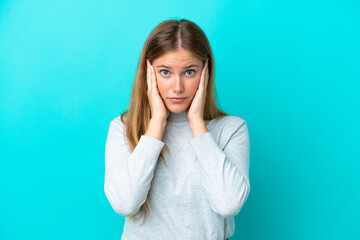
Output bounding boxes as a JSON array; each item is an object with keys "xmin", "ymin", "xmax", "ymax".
[
  {"xmin": 201, "ymin": 61, "xmax": 209, "ymax": 91},
  {"xmin": 205, "ymin": 59, "xmax": 209, "ymax": 88},
  {"xmin": 202, "ymin": 59, "xmax": 208, "ymax": 78},
  {"xmin": 147, "ymin": 60, "xmax": 151, "ymax": 92},
  {"xmin": 199, "ymin": 66, "xmax": 204, "ymax": 88},
  {"xmin": 205, "ymin": 70, "xmax": 209, "ymax": 90},
  {"xmin": 199, "ymin": 69, "xmax": 205, "ymax": 91},
  {"xmin": 201, "ymin": 60, "xmax": 207, "ymax": 86},
  {"xmin": 151, "ymin": 65, "xmax": 156, "ymax": 93}
]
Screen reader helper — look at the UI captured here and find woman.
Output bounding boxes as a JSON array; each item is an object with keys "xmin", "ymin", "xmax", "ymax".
[{"xmin": 104, "ymin": 19, "xmax": 250, "ymax": 240}]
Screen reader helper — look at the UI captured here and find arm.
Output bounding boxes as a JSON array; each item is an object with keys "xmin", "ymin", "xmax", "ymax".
[
  {"xmin": 104, "ymin": 117, "xmax": 165, "ymax": 217},
  {"xmin": 188, "ymin": 118, "xmax": 250, "ymax": 218}
]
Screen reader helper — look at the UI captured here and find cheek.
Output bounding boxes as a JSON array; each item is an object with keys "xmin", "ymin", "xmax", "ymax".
[
  {"xmin": 187, "ymin": 77, "xmax": 201, "ymax": 95},
  {"xmin": 155, "ymin": 78, "xmax": 168, "ymax": 97}
]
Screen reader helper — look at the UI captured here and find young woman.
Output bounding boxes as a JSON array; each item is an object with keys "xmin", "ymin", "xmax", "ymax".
[{"xmin": 104, "ymin": 19, "xmax": 250, "ymax": 240}]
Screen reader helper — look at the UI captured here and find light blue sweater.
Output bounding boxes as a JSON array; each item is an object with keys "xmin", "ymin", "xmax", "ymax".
[{"xmin": 104, "ymin": 110, "xmax": 250, "ymax": 240}]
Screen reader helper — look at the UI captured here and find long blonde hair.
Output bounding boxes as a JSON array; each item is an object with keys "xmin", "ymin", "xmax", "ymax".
[{"xmin": 120, "ymin": 19, "xmax": 227, "ymax": 225}]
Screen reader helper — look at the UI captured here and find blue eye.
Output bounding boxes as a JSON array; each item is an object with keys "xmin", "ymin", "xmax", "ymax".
[
  {"xmin": 159, "ymin": 69, "xmax": 196, "ymax": 77},
  {"xmin": 160, "ymin": 70, "xmax": 170, "ymax": 76},
  {"xmin": 185, "ymin": 70, "xmax": 195, "ymax": 76}
]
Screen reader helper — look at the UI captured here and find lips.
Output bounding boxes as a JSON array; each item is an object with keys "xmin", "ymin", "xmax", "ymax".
[{"xmin": 168, "ymin": 97, "xmax": 187, "ymax": 103}]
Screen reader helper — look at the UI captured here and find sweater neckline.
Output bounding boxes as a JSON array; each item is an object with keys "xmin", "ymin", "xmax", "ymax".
[{"xmin": 167, "ymin": 110, "xmax": 189, "ymax": 122}]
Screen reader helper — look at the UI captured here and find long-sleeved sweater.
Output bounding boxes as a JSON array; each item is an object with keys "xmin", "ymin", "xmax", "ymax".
[{"xmin": 104, "ymin": 110, "xmax": 250, "ymax": 240}]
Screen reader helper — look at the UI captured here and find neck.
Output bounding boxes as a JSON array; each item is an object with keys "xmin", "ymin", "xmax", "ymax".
[{"xmin": 167, "ymin": 110, "xmax": 188, "ymax": 122}]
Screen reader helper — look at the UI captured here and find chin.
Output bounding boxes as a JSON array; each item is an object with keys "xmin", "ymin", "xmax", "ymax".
[{"xmin": 166, "ymin": 103, "xmax": 190, "ymax": 113}]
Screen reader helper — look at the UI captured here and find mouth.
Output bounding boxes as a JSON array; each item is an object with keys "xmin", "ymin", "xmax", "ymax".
[{"xmin": 168, "ymin": 97, "xmax": 187, "ymax": 103}]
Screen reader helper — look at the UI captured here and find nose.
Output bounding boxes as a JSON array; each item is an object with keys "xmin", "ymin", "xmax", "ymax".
[{"xmin": 172, "ymin": 75, "xmax": 184, "ymax": 93}]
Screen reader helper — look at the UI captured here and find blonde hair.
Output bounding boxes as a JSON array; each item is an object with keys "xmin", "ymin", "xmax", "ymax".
[{"xmin": 120, "ymin": 18, "xmax": 227, "ymax": 225}]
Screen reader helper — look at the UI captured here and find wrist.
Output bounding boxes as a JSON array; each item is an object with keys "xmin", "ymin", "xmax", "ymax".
[
  {"xmin": 150, "ymin": 117, "xmax": 167, "ymax": 127},
  {"xmin": 189, "ymin": 118, "xmax": 204, "ymax": 126},
  {"xmin": 189, "ymin": 119, "xmax": 208, "ymax": 138}
]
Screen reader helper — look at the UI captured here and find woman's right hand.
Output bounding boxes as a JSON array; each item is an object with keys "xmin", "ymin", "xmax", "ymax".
[{"xmin": 146, "ymin": 59, "xmax": 169, "ymax": 121}]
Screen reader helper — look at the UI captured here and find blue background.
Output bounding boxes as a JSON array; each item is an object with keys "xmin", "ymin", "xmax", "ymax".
[{"xmin": 1, "ymin": 0, "xmax": 359, "ymax": 239}]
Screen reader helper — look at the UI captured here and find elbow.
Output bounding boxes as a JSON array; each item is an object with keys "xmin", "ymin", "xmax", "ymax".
[
  {"xmin": 104, "ymin": 183, "xmax": 140, "ymax": 217},
  {"xmin": 232, "ymin": 181, "xmax": 250, "ymax": 217},
  {"xmin": 213, "ymin": 179, "xmax": 251, "ymax": 218}
]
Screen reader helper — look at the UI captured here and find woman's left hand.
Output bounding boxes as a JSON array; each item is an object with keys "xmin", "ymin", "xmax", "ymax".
[{"xmin": 186, "ymin": 58, "xmax": 209, "ymax": 122}]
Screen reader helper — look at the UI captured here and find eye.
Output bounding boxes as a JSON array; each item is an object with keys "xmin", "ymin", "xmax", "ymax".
[
  {"xmin": 160, "ymin": 69, "xmax": 170, "ymax": 77},
  {"xmin": 185, "ymin": 69, "xmax": 196, "ymax": 76}
]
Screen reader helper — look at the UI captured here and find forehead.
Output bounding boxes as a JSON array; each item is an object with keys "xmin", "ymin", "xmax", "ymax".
[{"xmin": 153, "ymin": 49, "xmax": 201, "ymax": 67}]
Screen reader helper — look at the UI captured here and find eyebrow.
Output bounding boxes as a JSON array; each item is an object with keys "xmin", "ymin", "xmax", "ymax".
[{"xmin": 156, "ymin": 64, "xmax": 199, "ymax": 69}]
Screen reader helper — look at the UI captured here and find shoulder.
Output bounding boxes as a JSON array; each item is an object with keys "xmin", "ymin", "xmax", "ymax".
[
  {"xmin": 108, "ymin": 116, "xmax": 126, "ymax": 135},
  {"xmin": 110, "ymin": 116, "xmax": 124, "ymax": 126},
  {"xmin": 209, "ymin": 115, "xmax": 247, "ymax": 131},
  {"xmin": 207, "ymin": 115, "xmax": 248, "ymax": 149}
]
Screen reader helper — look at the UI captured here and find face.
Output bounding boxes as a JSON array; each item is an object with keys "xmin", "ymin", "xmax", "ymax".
[{"xmin": 152, "ymin": 48, "xmax": 204, "ymax": 113}]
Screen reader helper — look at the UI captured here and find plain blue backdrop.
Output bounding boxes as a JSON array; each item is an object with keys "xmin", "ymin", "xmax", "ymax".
[{"xmin": 1, "ymin": 0, "xmax": 359, "ymax": 239}]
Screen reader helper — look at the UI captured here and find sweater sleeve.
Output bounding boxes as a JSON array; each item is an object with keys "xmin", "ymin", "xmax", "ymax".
[
  {"xmin": 188, "ymin": 118, "xmax": 250, "ymax": 218},
  {"xmin": 104, "ymin": 117, "xmax": 165, "ymax": 217}
]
